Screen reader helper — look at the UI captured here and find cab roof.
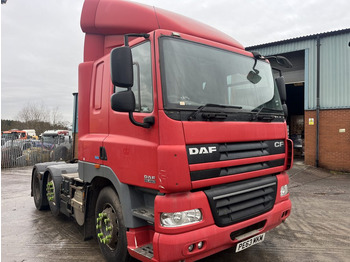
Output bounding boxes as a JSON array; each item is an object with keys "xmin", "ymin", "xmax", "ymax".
[{"xmin": 81, "ymin": 0, "xmax": 244, "ymax": 61}]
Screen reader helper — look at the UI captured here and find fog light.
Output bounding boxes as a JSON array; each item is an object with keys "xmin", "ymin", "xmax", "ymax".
[
  {"xmin": 280, "ymin": 184, "xmax": 288, "ymax": 197},
  {"xmin": 188, "ymin": 244, "xmax": 195, "ymax": 252},
  {"xmin": 160, "ymin": 209, "xmax": 202, "ymax": 227},
  {"xmin": 197, "ymin": 241, "xmax": 203, "ymax": 249}
]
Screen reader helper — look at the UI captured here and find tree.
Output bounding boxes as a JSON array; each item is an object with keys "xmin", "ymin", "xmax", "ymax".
[
  {"xmin": 14, "ymin": 102, "xmax": 68, "ymax": 135},
  {"xmin": 1, "ymin": 120, "xmax": 25, "ymax": 131},
  {"xmin": 51, "ymin": 106, "xmax": 65, "ymax": 127},
  {"xmin": 17, "ymin": 102, "xmax": 50, "ymax": 123}
]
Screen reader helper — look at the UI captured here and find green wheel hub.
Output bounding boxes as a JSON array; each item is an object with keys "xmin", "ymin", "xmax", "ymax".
[
  {"xmin": 96, "ymin": 207, "xmax": 118, "ymax": 248},
  {"xmin": 46, "ymin": 181, "xmax": 54, "ymax": 202}
]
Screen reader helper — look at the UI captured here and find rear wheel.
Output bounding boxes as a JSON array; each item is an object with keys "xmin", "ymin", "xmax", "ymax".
[
  {"xmin": 46, "ymin": 173, "xmax": 61, "ymax": 216},
  {"xmin": 33, "ymin": 169, "xmax": 49, "ymax": 210},
  {"xmin": 95, "ymin": 187, "xmax": 130, "ymax": 262}
]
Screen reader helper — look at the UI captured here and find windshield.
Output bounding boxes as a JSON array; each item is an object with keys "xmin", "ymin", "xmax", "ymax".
[
  {"xmin": 159, "ymin": 37, "xmax": 282, "ymax": 115},
  {"xmin": 42, "ymin": 135, "xmax": 58, "ymax": 144},
  {"xmin": 2, "ymin": 132, "xmax": 23, "ymax": 140},
  {"xmin": 2, "ymin": 133, "xmax": 13, "ymax": 140}
]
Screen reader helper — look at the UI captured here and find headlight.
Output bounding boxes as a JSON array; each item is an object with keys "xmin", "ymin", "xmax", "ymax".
[
  {"xmin": 160, "ymin": 209, "xmax": 202, "ymax": 227},
  {"xmin": 280, "ymin": 184, "xmax": 289, "ymax": 197}
]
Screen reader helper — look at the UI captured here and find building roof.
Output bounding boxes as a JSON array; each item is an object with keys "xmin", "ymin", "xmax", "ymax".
[{"xmin": 247, "ymin": 28, "xmax": 350, "ymax": 50}]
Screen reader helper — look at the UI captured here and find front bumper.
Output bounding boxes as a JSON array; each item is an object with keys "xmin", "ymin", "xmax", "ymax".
[{"xmin": 154, "ymin": 198, "xmax": 291, "ymax": 261}]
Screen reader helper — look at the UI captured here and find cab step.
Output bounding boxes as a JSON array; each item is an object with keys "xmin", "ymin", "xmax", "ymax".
[
  {"xmin": 132, "ymin": 208, "xmax": 154, "ymax": 224},
  {"xmin": 133, "ymin": 243, "xmax": 154, "ymax": 260}
]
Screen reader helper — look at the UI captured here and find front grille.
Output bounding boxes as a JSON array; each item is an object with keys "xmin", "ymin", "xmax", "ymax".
[
  {"xmin": 204, "ymin": 175, "xmax": 277, "ymax": 227},
  {"xmin": 187, "ymin": 140, "xmax": 285, "ymax": 165},
  {"xmin": 190, "ymin": 159, "xmax": 284, "ymax": 181},
  {"xmin": 187, "ymin": 140, "xmax": 285, "ymax": 181},
  {"xmin": 219, "ymin": 141, "xmax": 270, "ymax": 161}
]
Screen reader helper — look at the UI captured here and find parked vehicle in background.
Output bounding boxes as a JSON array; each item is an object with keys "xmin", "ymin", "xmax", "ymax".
[
  {"xmin": 41, "ymin": 130, "xmax": 72, "ymax": 161},
  {"xmin": 23, "ymin": 129, "xmax": 38, "ymax": 139},
  {"xmin": 1, "ymin": 129, "xmax": 37, "ymax": 145},
  {"xmin": 2, "ymin": 130, "xmax": 26, "ymax": 142},
  {"xmin": 1, "ymin": 129, "xmax": 72, "ymax": 169},
  {"xmin": 1, "ymin": 139, "xmax": 43, "ymax": 168}
]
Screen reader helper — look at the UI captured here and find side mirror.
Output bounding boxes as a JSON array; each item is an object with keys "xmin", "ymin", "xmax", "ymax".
[
  {"xmin": 110, "ymin": 47, "xmax": 133, "ymax": 88},
  {"xmin": 247, "ymin": 70, "xmax": 262, "ymax": 84},
  {"xmin": 276, "ymin": 76, "xmax": 287, "ymax": 102},
  {"xmin": 110, "ymin": 43, "xmax": 154, "ymax": 129},
  {"xmin": 276, "ymin": 76, "xmax": 288, "ymax": 118},
  {"xmin": 111, "ymin": 90, "xmax": 154, "ymax": 128},
  {"xmin": 111, "ymin": 90, "xmax": 135, "ymax": 112}
]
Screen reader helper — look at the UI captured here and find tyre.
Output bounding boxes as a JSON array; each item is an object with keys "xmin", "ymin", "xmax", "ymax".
[
  {"xmin": 46, "ymin": 172, "xmax": 62, "ymax": 216},
  {"xmin": 95, "ymin": 187, "xmax": 130, "ymax": 262},
  {"xmin": 54, "ymin": 146, "xmax": 68, "ymax": 161},
  {"xmin": 32, "ymin": 169, "xmax": 49, "ymax": 210}
]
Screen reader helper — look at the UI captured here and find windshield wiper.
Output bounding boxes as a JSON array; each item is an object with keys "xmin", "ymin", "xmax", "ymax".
[
  {"xmin": 188, "ymin": 103, "xmax": 242, "ymax": 121},
  {"xmin": 251, "ymin": 106, "xmax": 283, "ymax": 121}
]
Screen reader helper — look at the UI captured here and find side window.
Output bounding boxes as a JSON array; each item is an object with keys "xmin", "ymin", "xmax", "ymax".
[{"xmin": 116, "ymin": 41, "xmax": 153, "ymax": 113}]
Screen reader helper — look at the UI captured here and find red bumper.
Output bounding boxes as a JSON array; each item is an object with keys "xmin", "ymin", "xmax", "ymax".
[
  {"xmin": 153, "ymin": 198, "xmax": 291, "ymax": 261},
  {"xmin": 129, "ymin": 173, "xmax": 291, "ymax": 261}
]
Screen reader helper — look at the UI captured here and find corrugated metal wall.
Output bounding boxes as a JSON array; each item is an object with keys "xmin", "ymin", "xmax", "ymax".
[
  {"xmin": 320, "ymin": 33, "xmax": 350, "ymax": 108},
  {"xmin": 248, "ymin": 32, "xmax": 350, "ymax": 110}
]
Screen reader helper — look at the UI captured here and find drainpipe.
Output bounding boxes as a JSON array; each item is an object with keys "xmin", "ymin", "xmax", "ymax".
[{"xmin": 315, "ymin": 35, "xmax": 321, "ymax": 167}]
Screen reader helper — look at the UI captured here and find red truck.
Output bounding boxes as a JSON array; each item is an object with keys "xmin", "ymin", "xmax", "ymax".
[{"xmin": 31, "ymin": 0, "xmax": 293, "ymax": 261}]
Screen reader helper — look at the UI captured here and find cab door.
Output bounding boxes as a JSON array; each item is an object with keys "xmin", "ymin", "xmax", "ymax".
[
  {"xmin": 82, "ymin": 58, "xmax": 109, "ymax": 164},
  {"xmin": 103, "ymin": 39, "xmax": 159, "ymax": 188}
]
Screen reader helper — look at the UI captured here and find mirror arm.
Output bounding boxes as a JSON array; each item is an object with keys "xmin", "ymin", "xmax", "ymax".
[
  {"xmin": 124, "ymin": 33, "xmax": 150, "ymax": 46},
  {"xmin": 129, "ymin": 113, "xmax": 154, "ymax": 128},
  {"xmin": 251, "ymin": 51, "xmax": 263, "ymax": 73},
  {"xmin": 265, "ymin": 55, "xmax": 293, "ymax": 69},
  {"xmin": 282, "ymin": 103, "xmax": 288, "ymax": 118},
  {"xmin": 272, "ymin": 67, "xmax": 282, "ymax": 77}
]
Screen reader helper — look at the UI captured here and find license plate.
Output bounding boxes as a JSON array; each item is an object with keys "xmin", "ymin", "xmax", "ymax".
[{"xmin": 235, "ymin": 233, "xmax": 265, "ymax": 253}]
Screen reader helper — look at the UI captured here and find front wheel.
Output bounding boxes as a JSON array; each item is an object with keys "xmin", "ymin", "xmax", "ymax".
[{"xmin": 95, "ymin": 187, "xmax": 130, "ymax": 262}]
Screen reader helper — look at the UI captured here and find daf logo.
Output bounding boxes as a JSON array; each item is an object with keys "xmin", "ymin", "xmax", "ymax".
[
  {"xmin": 189, "ymin": 146, "xmax": 217, "ymax": 155},
  {"xmin": 274, "ymin": 141, "xmax": 284, "ymax": 148},
  {"xmin": 144, "ymin": 175, "xmax": 156, "ymax": 184}
]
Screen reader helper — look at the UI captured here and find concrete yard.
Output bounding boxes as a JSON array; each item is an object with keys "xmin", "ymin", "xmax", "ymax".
[{"xmin": 2, "ymin": 160, "xmax": 350, "ymax": 262}]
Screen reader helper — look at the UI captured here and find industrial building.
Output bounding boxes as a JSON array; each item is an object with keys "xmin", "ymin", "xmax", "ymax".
[{"xmin": 247, "ymin": 29, "xmax": 350, "ymax": 172}]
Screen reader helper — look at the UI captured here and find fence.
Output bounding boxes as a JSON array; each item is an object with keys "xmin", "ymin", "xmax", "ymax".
[{"xmin": 1, "ymin": 139, "xmax": 73, "ymax": 169}]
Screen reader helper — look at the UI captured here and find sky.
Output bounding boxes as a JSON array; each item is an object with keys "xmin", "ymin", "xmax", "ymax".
[{"xmin": 1, "ymin": 0, "xmax": 350, "ymax": 124}]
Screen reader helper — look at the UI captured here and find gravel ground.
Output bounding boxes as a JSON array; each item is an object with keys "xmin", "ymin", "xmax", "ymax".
[{"xmin": 2, "ymin": 160, "xmax": 350, "ymax": 262}]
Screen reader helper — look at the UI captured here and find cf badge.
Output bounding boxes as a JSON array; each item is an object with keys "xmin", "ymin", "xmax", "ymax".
[{"xmin": 274, "ymin": 141, "xmax": 284, "ymax": 148}]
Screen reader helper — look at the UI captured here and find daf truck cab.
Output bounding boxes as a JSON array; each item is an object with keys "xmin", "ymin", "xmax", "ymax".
[{"xmin": 31, "ymin": 1, "xmax": 292, "ymax": 261}]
